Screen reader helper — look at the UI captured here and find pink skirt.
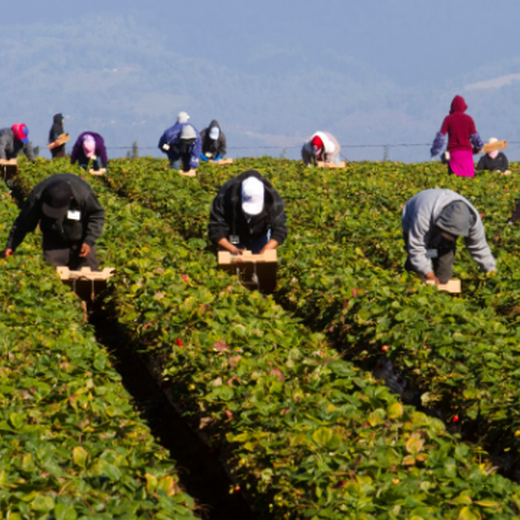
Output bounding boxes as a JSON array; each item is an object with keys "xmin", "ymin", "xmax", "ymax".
[{"xmin": 448, "ymin": 149, "xmax": 475, "ymax": 177}]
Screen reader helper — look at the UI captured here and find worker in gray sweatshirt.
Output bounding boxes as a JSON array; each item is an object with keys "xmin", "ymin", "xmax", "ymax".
[{"xmin": 402, "ymin": 189, "xmax": 496, "ymax": 284}]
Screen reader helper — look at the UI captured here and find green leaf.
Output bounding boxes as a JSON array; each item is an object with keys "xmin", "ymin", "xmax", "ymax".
[
  {"xmin": 31, "ymin": 494, "xmax": 55, "ymax": 512},
  {"xmin": 93, "ymin": 352, "xmax": 107, "ymax": 371},
  {"xmin": 9, "ymin": 412, "xmax": 24, "ymax": 430},
  {"xmin": 54, "ymin": 503, "xmax": 78, "ymax": 520},
  {"xmin": 457, "ymin": 506, "xmax": 480, "ymax": 520},
  {"xmin": 451, "ymin": 491, "xmax": 473, "ymax": 505},
  {"xmin": 475, "ymin": 500, "xmax": 500, "ymax": 508},
  {"xmin": 72, "ymin": 446, "xmax": 89, "ymax": 469},
  {"xmin": 405, "ymin": 433, "xmax": 424, "ymax": 456},
  {"xmin": 312, "ymin": 428, "xmax": 334, "ymax": 448},
  {"xmin": 328, "ymin": 360, "xmax": 354, "ymax": 378},
  {"xmin": 98, "ymin": 459, "xmax": 122, "ymax": 481},
  {"xmin": 387, "ymin": 402, "xmax": 404, "ymax": 419}
]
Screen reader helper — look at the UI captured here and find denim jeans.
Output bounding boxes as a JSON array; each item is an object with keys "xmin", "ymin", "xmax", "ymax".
[
  {"xmin": 79, "ymin": 157, "xmax": 102, "ymax": 171},
  {"xmin": 237, "ymin": 231, "xmax": 271, "ymax": 254},
  {"xmin": 169, "ymin": 158, "xmax": 181, "ymax": 170}
]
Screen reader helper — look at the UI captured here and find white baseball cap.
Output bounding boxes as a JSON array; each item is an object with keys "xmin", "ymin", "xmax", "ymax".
[
  {"xmin": 241, "ymin": 177, "xmax": 264, "ymax": 216},
  {"xmin": 177, "ymin": 111, "xmax": 190, "ymax": 123}
]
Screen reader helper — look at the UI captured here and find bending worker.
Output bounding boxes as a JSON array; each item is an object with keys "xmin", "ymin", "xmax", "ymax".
[
  {"xmin": 71, "ymin": 132, "xmax": 108, "ymax": 172},
  {"xmin": 5, "ymin": 173, "xmax": 105, "ymax": 270},
  {"xmin": 0, "ymin": 123, "xmax": 35, "ymax": 162},
  {"xmin": 476, "ymin": 137, "xmax": 509, "ymax": 173},
  {"xmin": 158, "ymin": 111, "xmax": 201, "ymax": 172},
  {"xmin": 301, "ymin": 131, "xmax": 341, "ymax": 166},
  {"xmin": 200, "ymin": 119, "xmax": 227, "ymax": 162},
  {"xmin": 209, "ymin": 169, "xmax": 288, "ymax": 255},
  {"xmin": 402, "ymin": 189, "xmax": 496, "ymax": 284}
]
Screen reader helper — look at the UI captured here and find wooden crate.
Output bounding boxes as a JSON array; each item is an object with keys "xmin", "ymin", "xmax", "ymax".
[
  {"xmin": 178, "ymin": 169, "xmax": 197, "ymax": 177},
  {"xmin": 316, "ymin": 160, "xmax": 346, "ymax": 168},
  {"xmin": 0, "ymin": 159, "xmax": 18, "ymax": 180},
  {"xmin": 426, "ymin": 279, "xmax": 461, "ymax": 294},
  {"xmin": 47, "ymin": 133, "xmax": 70, "ymax": 150},
  {"xmin": 56, "ymin": 266, "xmax": 115, "ymax": 301},
  {"xmin": 89, "ymin": 168, "xmax": 107, "ymax": 176},
  {"xmin": 480, "ymin": 140, "xmax": 507, "ymax": 153},
  {"xmin": 218, "ymin": 249, "xmax": 277, "ymax": 294},
  {"xmin": 214, "ymin": 158, "xmax": 234, "ymax": 165}
]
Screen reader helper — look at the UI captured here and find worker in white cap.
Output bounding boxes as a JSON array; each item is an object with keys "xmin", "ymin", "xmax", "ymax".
[
  {"xmin": 209, "ymin": 170, "xmax": 288, "ymax": 254},
  {"xmin": 200, "ymin": 119, "xmax": 227, "ymax": 162},
  {"xmin": 158, "ymin": 111, "xmax": 201, "ymax": 171},
  {"xmin": 476, "ymin": 137, "xmax": 509, "ymax": 174}
]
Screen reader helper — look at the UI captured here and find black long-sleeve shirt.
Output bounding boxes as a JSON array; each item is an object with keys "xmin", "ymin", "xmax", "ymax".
[
  {"xmin": 6, "ymin": 174, "xmax": 105, "ymax": 251},
  {"xmin": 209, "ymin": 170, "xmax": 288, "ymax": 247},
  {"xmin": 476, "ymin": 152, "xmax": 509, "ymax": 173}
]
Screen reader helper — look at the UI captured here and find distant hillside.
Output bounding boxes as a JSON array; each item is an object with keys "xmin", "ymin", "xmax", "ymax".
[{"xmin": 1, "ymin": 15, "xmax": 520, "ymax": 162}]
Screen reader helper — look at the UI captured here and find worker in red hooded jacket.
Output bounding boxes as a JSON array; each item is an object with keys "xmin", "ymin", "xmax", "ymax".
[{"xmin": 430, "ymin": 95, "xmax": 484, "ymax": 177}]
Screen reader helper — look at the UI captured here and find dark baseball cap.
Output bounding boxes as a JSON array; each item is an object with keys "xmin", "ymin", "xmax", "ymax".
[{"xmin": 41, "ymin": 180, "xmax": 72, "ymax": 218}]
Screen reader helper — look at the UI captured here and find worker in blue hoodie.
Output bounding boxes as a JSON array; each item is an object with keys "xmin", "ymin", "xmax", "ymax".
[{"xmin": 158, "ymin": 111, "xmax": 201, "ymax": 172}]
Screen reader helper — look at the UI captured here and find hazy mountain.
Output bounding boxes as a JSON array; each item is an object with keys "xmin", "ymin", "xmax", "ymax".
[{"xmin": 1, "ymin": 14, "xmax": 520, "ymax": 163}]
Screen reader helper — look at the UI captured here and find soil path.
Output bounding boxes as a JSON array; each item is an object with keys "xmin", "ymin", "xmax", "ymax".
[{"xmin": 90, "ymin": 304, "xmax": 255, "ymax": 520}]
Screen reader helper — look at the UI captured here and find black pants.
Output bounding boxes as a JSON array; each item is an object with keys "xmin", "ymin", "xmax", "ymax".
[
  {"xmin": 43, "ymin": 244, "xmax": 100, "ymax": 271},
  {"xmin": 51, "ymin": 146, "xmax": 66, "ymax": 158},
  {"xmin": 405, "ymin": 248, "xmax": 455, "ymax": 284},
  {"xmin": 404, "ymin": 233, "xmax": 456, "ymax": 284}
]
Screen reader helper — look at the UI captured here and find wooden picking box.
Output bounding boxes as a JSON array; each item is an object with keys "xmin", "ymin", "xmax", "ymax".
[
  {"xmin": 89, "ymin": 168, "xmax": 107, "ymax": 176},
  {"xmin": 214, "ymin": 158, "xmax": 234, "ymax": 165},
  {"xmin": 217, "ymin": 249, "xmax": 277, "ymax": 294},
  {"xmin": 426, "ymin": 279, "xmax": 461, "ymax": 294},
  {"xmin": 56, "ymin": 266, "xmax": 115, "ymax": 302},
  {"xmin": 480, "ymin": 140, "xmax": 507, "ymax": 154},
  {"xmin": 0, "ymin": 159, "xmax": 18, "ymax": 180},
  {"xmin": 47, "ymin": 133, "xmax": 71, "ymax": 150},
  {"xmin": 316, "ymin": 160, "xmax": 346, "ymax": 168}
]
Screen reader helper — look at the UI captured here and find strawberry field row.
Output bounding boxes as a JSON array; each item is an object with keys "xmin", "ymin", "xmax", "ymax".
[
  {"xmin": 16, "ymin": 158, "xmax": 520, "ymax": 518},
  {"xmin": 0, "ymin": 178, "xmax": 196, "ymax": 519},
  {"xmin": 103, "ymin": 156, "xmax": 520, "ymax": 467}
]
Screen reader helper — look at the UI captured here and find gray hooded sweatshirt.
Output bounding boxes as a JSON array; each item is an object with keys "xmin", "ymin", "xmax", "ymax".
[{"xmin": 402, "ymin": 189, "xmax": 496, "ymax": 276}]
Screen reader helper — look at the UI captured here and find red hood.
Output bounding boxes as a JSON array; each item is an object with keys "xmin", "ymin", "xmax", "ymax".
[{"xmin": 450, "ymin": 95, "xmax": 468, "ymax": 114}]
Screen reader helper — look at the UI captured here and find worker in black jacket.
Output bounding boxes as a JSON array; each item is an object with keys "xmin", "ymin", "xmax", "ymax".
[
  {"xmin": 209, "ymin": 169, "xmax": 288, "ymax": 255},
  {"xmin": 200, "ymin": 119, "xmax": 227, "ymax": 162},
  {"xmin": 476, "ymin": 138, "xmax": 509, "ymax": 173},
  {"xmin": 5, "ymin": 173, "xmax": 105, "ymax": 269}
]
